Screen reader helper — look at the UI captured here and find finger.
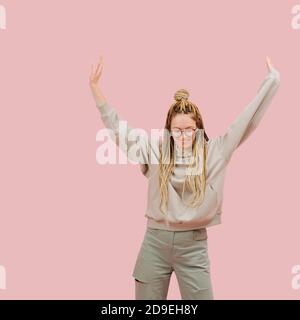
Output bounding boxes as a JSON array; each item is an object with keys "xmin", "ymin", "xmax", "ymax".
[
  {"xmin": 266, "ymin": 56, "xmax": 271, "ymax": 69},
  {"xmin": 98, "ymin": 55, "xmax": 103, "ymax": 70},
  {"xmin": 95, "ymin": 56, "xmax": 103, "ymax": 74},
  {"xmin": 95, "ymin": 62, "xmax": 101, "ymax": 74},
  {"xmin": 96, "ymin": 63, "xmax": 103, "ymax": 78}
]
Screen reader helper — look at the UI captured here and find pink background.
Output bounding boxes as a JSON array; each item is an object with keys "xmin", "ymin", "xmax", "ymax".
[{"xmin": 0, "ymin": 0, "xmax": 299, "ymax": 299}]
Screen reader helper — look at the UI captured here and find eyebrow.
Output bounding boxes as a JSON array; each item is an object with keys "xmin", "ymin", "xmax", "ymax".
[{"xmin": 171, "ymin": 126, "xmax": 195, "ymax": 129}]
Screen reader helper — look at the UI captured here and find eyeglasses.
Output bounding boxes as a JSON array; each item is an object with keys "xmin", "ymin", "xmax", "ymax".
[{"xmin": 170, "ymin": 128, "xmax": 198, "ymax": 138}]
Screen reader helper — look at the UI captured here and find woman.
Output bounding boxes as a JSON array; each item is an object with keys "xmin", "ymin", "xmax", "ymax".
[{"xmin": 89, "ymin": 56, "xmax": 280, "ymax": 300}]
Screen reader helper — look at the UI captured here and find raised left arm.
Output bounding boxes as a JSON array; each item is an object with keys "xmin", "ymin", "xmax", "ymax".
[{"xmin": 215, "ymin": 58, "xmax": 281, "ymax": 163}]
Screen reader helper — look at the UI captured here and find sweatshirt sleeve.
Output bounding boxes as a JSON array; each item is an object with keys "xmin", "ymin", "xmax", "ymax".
[
  {"xmin": 96, "ymin": 101, "xmax": 159, "ymax": 165},
  {"xmin": 215, "ymin": 66, "xmax": 281, "ymax": 163}
]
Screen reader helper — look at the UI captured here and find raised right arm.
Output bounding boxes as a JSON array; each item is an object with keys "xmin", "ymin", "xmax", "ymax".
[{"xmin": 90, "ymin": 56, "xmax": 159, "ymax": 166}]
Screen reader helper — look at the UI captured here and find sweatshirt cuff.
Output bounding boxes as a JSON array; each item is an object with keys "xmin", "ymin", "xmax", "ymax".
[
  {"xmin": 267, "ymin": 66, "xmax": 280, "ymax": 82},
  {"xmin": 96, "ymin": 101, "xmax": 111, "ymax": 115}
]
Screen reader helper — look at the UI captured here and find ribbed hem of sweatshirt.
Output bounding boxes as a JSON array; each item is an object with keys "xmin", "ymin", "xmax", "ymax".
[{"xmin": 146, "ymin": 215, "xmax": 221, "ymax": 231}]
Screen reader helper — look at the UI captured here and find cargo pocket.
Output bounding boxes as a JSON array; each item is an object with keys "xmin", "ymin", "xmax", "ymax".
[
  {"xmin": 132, "ymin": 243, "xmax": 152, "ymax": 284},
  {"xmin": 135, "ymin": 278, "xmax": 146, "ymax": 283}
]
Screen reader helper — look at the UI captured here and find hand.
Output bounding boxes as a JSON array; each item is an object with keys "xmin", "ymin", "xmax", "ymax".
[
  {"xmin": 266, "ymin": 56, "xmax": 273, "ymax": 72},
  {"xmin": 90, "ymin": 55, "xmax": 103, "ymax": 88},
  {"xmin": 89, "ymin": 55, "xmax": 107, "ymax": 106}
]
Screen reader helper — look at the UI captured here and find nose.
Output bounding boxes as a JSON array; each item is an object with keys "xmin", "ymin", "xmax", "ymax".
[{"xmin": 177, "ymin": 137, "xmax": 185, "ymax": 143}]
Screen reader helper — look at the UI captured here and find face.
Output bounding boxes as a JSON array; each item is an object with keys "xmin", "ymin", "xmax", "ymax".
[{"xmin": 170, "ymin": 113, "xmax": 197, "ymax": 150}]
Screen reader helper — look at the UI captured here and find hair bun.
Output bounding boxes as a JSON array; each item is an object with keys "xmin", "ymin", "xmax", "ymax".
[{"xmin": 174, "ymin": 89, "xmax": 189, "ymax": 102}]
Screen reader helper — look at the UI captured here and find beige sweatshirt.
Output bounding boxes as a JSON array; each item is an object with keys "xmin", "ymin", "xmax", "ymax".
[{"xmin": 96, "ymin": 66, "xmax": 280, "ymax": 231}]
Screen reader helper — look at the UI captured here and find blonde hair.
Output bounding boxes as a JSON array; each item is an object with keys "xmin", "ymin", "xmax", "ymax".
[{"xmin": 158, "ymin": 89, "xmax": 209, "ymax": 215}]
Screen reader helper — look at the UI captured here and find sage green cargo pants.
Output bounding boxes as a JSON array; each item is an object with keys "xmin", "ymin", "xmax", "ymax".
[{"xmin": 132, "ymin": 227, "xmax": 214, "ymax": 300}]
